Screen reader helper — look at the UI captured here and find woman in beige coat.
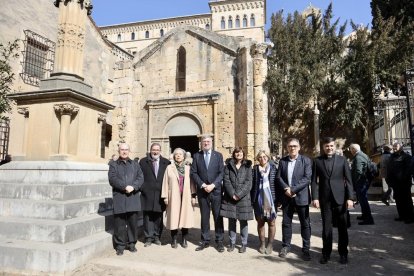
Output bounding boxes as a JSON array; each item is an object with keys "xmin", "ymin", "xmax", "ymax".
[{"xmin": 161, "ymin": 148, "xmax": 196, "ymax": 248}]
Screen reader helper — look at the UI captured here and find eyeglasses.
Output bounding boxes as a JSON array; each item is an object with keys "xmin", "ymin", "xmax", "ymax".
[{"xmin": 288, "ymin": 145, "xmax": 299, "ymax": 148}]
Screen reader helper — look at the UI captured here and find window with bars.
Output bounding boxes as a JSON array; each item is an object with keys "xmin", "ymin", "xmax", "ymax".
[
  {"xmin": 0, "ymin": 119, "xmax": 10, "ymax": 160},
  {"xmin": 20, "ymin": 30, "xmax": 55, "ymax": 86}
]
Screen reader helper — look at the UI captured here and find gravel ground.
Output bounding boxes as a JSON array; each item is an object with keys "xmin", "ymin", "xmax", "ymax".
[{"xmin": 71, "ymin": 200, "xmax": 414, "ymax": 276}]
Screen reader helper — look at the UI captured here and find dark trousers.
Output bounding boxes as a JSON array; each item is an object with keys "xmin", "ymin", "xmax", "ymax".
[
  {"xmin": 394, "ymin": 183, "xmax": 414, "ymax": 220},
  {"xmin": 320, "ymin": 200, "xmax": 349, "ymax": 257},
  {"xmin": 355, "ymin": 179, "xmax": 373, "ymax": 221},
  {"xmin": 143, "ymin": 211, "xmax": 163, "ymax": 241},
  {"xmin": 282, "ymin": 200, "xmax": 311, "ymax": 251},
  {"xmin": 197, "ymin": 191, "xmax": 224, "ymax": 243},
  {"xmin": 113, "ymin": 212, "xmax": 139, "ymax": 251},
  {"xmin": 171, "ymin": 228, "xmax": 189, "ymax": 240}
]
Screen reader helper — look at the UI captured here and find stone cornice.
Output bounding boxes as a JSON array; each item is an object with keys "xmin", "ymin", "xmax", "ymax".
[
  {"xmin": 100, "ymin": 14, "xmax": 212, "ymax": 35},
  {"xmin": 209, "ymin": 0, "xmax": 264, "ymax": 13},
  {"xmin": 54, "ymin": 0, "xmax": 93, "ymax": 15},
  {"xmin": 8, "ymin": 89, "xmax": 115, "ymax": 112},
  {"xmin": 54, "ymin": 103, "xmax": 80, "ymax": 116},
  {"xmin": 146, "ymin": 93, "xmax": 220, "ymax": 109}
]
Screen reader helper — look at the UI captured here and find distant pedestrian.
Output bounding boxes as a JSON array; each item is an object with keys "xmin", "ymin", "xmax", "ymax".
[
  {"xmin": 386, "ymin": 142, "xmax": 414, "ymax": 224},
  {"xmin": 350, "ymin": 144, "xmax": 374, "ymax": 225},
  {"xmin": 380, "ymin": 145, "xmax": 393, "ymax": 206}
]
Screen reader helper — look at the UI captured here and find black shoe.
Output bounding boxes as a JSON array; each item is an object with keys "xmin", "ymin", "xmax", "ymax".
[
  {"xmin": 116, "ymin": 249, "xmax": 124, "ymax": 256},
  {"xmin": 153, "ymin": 238, "xmax": 161, "ymax": 245},
  {"xmin": 195, "ymin": 242, "xmax": 210, "ymax": 251},
  {"xmin": 144, "ymin": 240, "xmax": 152, "ymax": 247},
  {"xmin": 339, "ymin": 255, "xmax": 348, "ymax": 264},
  {"xmin": 239, "ymin": 245, "xmax": 247, "ymax": 253},
  {"xmin": 227, "ymin": 244, "xmax": 235, "ymax": 252},
  {"xmin": 181, "ymin": 238, "xmax": 188, "ymax": 248},
  {"xmin": 217, "ymin": 242, "xmax": 225, "ymax": 253},
  {"xmin": 358, "ymin": 220, "xmax": 375, "ymax": 225},
  {"xmin": 319, "ymin": 255, "xmax": 330, "ymax": 264},
  {"xmin": 356, "ymin": 215, "xmax": 365, "ymax": 220},
  {"xmin": 279, "ymin": 247, "xmax": 289, "ymax": 258},
  {"xmin": 381, "ymin": 198, "xmax": 390, "ymax": 206},
  {"xmin": 171, "ymin": 239, "xmax": 178, "ymax": 249},
  {"xmin": 404, "ymin": 218, "xmax": 414, "ymax": 224},
  {"xmin": 128, "ymin": 245, "xmax": 137, "ymax": 253},
  {"xmin": 302, "ymin": 250, "xmax": 311, "ymax": 261},
  {"xmin": 394, "ymin": 217, "xmax": 404, "ymax": 221}
]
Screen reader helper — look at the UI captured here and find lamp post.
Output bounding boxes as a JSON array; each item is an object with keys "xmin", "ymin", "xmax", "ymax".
[{"xmin": 404, "ymin": 65, "xmax": 414, "ymax": 154}]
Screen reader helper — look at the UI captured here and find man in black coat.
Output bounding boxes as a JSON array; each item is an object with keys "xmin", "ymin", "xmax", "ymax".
[
  {"xmin": 312, "ymin": 137, "xmax": 355, "ymax": 265},
  {"xmin": 386, "ymin": 142, "xmax": 414, "ymax": 224},
  {"xmin": 191, "ymin": 135, "xmax": 225, "ymax": 252},
  {"xmin": 108, "ymin": 143, "xmax": 144, "ymax": 256},
  {"xmin": 139, "ymin": 143, "xmax": 170, "ymax": 246},
  {"xmin": 277, "ymin": 138, "xmax": 312, "ymax": 261}
]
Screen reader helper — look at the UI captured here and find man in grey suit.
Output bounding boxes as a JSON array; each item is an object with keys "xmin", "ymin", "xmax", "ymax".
[
  {"xmin": 191, "ymin": 135, "xmax": 225, "ymax": 252},
  {"xmin": 277, "ymin": 138, "xmax": 312, "ymax": 260}
]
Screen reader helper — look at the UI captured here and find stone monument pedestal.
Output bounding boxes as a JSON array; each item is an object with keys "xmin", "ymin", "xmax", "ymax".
[{"xmin": 0, "ymin": 161, "xmax": 113, "ymax": 274}]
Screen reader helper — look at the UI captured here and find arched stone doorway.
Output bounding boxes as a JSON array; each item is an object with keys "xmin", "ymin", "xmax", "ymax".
[{"xmin": 163, "ymin": 114, "xmax": 202, "ymax": 156}]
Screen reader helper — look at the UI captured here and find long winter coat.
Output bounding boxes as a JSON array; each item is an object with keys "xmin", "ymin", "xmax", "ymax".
[
  {"xmin": 161, "ymin": 164, "xmax": 196, "ymax": 230},
  {"xmin": 220, "ymin": 159, "xmax": 254, "ymax": 221},
  {"xmin": 108, "ymin": 158, "xmax": 144, "ymax": 214},
  {"xmin": 139, "ymin": 155, "xmax": 170, "ymax": 212}
]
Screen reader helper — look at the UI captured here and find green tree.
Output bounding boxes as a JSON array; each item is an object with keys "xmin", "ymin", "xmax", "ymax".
[{"xmin": 0, "ymin": 39, "xmax": 19, "ymax": 118}]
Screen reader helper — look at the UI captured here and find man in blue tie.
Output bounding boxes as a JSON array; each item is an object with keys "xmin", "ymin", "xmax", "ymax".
[{"xmin": 191, "ymin": 135, "xmax": 225, "ymax": 252}]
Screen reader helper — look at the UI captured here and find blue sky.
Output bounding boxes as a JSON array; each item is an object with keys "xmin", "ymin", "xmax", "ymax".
[{"xmin": 92, "ymin": 0, "xmax": 372, "ymax": 34}]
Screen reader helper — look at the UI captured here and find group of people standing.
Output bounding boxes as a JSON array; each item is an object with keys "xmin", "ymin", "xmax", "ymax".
[{"xmin": 108, "ymin": 135, "xmax": 388, "ymax": 265}]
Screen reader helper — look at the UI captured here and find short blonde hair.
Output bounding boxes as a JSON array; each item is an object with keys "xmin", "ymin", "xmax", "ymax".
[{"xmin": 255, "ymin": 150, "xmax": 270, "ymax": 161}]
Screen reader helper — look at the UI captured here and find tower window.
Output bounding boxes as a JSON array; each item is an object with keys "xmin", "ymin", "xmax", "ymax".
[
  {"xmin": 160, "ymin": 29, "xmax": 164, "ymax": 37},
  {"xmin": 176, "ymin": 46, "xmax": 186, "ymax": 92},
  {"xmin": 145, "ymin": 31, "xmax": 149, "ymax": 39},
  {"xmin": 243, "ymin": 15, "xmax": 248, "ymax": 27},
  {"xmin": 221, "ymin": 17, "xmax": 226, "ymax": 29},
  {"xmin": 228, "ymin": 16, "xmax": 233, "ymax": 29},
  {"xmin": 235, "ymin": 16, "xmax": 240, "ymax": 28},
  {"xmin": 117, "ymin": 34, "xmax": 121, "ymax": 42},
  {"xmin": 131, "ymin": 32, "xmax": 135, "ymax": 40},
  {"xmin": 250, "ymin": 14, "xmax": 256, "ymax": 27},
  {"xmin": 205, "ymin": 23, "xmax": 210, "ymax": 30}
]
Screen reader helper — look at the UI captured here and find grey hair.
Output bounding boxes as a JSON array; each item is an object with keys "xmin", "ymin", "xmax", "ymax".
[
  {"xmin": 118, "ymin": 143, "xmax": 130, "ymax": 151},
  {"xmin": 200, "ymin": 135, "xmax": 213, "ymax": 141},
  {"xmin": 173, "ymin": 147, "xmax": 186, "ymax": 157},
  {"xmin": 349, "ymin": 143, "xmax": 360, "ymax": 152},
  {"xmin": 150, "ymin": 143, "xmax": 161, "ymax": 150}
]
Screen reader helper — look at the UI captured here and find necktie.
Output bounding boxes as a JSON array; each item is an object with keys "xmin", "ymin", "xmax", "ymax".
[
  {"xmin": 205, "ymin": 151, "xmax": 210, "ymax": 169},
  {"xmin": 153, "ymin": 160, "xmax": 158, "ymax": 178}
]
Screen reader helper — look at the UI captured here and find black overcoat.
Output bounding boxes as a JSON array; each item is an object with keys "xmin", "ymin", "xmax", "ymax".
[
  {"xmin": 108, "ymin": 158, "xmax": 144, "ymax": 214},
  {"xmin": 139, "ymin": 155, "xmax": 170, "ymax": 212}
]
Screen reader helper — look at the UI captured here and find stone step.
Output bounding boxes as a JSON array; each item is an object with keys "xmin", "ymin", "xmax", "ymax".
[
  {"xmin": 0, "ymin": 182, "xmax": 112, "ymax": 200},
  {"xmin": 0, "ymin": 197, "xmax": 113, "ymax": 220},
  {"xmin": 0, "ymin": 211, "xmax": 113, "ymax": 244},
  {"xmin": 0, "ymin": 231, "xmax": 113, "ymax": 274}
]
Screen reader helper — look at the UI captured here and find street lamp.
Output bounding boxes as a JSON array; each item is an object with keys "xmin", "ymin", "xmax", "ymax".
[{"xmin": 404, "ymin": 64, "xmax": 414, "ymax": 154}]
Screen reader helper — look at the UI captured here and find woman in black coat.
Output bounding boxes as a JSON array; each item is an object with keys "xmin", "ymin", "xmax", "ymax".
[
  {"xmin": 220, "ymin": 147, "xmax": 253, "ymax": 253},
  {"xmin": 251, "ymin": 150, "xmax": 278, "ymax": 254}
]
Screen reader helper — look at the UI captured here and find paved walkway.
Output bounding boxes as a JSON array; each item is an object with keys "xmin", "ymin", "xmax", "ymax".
[{"xmin": 71, "ymin": 201, "xmax": 414, "ymax": 276}]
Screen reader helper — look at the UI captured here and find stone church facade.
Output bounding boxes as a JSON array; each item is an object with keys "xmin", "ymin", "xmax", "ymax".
[{"xmin": 2, "ymin": 0, "xmax": 270, "ymax": 161}]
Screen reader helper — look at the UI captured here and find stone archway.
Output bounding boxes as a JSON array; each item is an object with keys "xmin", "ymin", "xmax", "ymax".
[{"xmin": 163, "ymin": 114, "xmax": 202, "ymax": 156}]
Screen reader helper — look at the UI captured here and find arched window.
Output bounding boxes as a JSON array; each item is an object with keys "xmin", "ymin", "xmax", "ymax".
[
  {"xmin": 235, "ymin": 16, "xmax": 240, "ymax": 28},
  {"xmin": 250, "ymin": 14, "xmax": 256, "ymax": 27},
  {"xmin": 117, "ymin": 34, "xmax": 121, "ymax": 42},
  {"xmin": 176, "ymin": 46, "xmax": 186, "ymax": 92},
  {"xmin": 145, "ymin": 30, "xmax": 149, "ymax": 39},
  {"xmin": 160, "ymin": 29, "xmax": 164, "ymax": 37},
  {"xmin": 131, "ymin": 32, "xmax": 135, "ymax": 40},
  {"xmin": 228, "ymin": 16, "xmax": 233, "ymax": 29},
  {"xmin": 205, "ymin": 23, "xmax": 210, "ymax": 30},
  {"xmin": 221, "ymin": 17, "xmax": 226, "ymax": 29},
  {"xmin": 243, "ymin": 15, "xmax": 248, "ymax": 27}
]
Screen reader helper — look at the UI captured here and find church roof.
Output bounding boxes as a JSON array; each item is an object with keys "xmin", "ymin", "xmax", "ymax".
[{"xmin": 133, "ymin": 25, "xmax": 248, "ymax": 67}]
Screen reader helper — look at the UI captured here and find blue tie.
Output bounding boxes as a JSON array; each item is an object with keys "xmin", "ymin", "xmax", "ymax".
[{"xmin": 205, "ymin": 151, "xmax": 210, "ymax": 169}]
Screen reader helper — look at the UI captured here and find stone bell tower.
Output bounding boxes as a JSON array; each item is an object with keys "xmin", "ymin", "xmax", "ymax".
[{"xmin": 0, "ymin": 1, "xmax": 115, "ymax": 274}]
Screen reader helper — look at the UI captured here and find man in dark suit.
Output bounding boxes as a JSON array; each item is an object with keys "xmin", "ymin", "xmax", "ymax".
[
  {"xmin": 312, "ymin": 137, "xmax": 355, "ymax": 265},
  {"xmin": 191, "ymin": 135, "xmax": 225, "ymax": 252},
  {"xmin": 108, "ymin": 143, "xmax": 144, "ymax": 256},
  {"xmin": 277, "ymin": 138, "xmax": 312, "ymax": 261},
  {"xmin": 139, "ymin": 143, "xmax": 170, "ymax": 247}
]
